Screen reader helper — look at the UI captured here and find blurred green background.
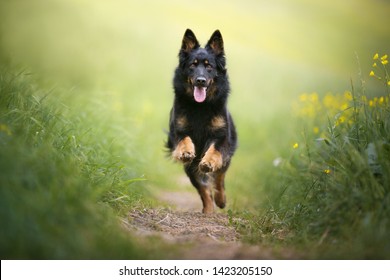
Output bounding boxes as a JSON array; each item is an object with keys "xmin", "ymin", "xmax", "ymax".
[
  {"xmin": 1, "ymin": 0, "xmax": 389, "ymax": 221},
  {"xmin": 1, "ymin": 0, "xmax": 389, "ymax": 258}
]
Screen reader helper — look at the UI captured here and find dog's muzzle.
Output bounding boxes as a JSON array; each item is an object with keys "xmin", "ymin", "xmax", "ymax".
[{"xmin": 193, "ymin": 76, "xmax": 208, "ymax": 103}]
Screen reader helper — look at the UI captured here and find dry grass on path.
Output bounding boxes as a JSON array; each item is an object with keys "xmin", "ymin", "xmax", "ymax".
[{"xmin": 122, "ymin": 185, "xmax": 299, "ymax": 259}]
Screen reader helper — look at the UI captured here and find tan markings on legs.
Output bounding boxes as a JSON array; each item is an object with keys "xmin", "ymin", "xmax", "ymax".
[
  {"xmin": 210, "ymin": 116, "xmax": 226, "ymax": 130},
  {"xmin": 199, "ymin": 143, "xmax": 223, "ymax": 173},
  {"xmin": 214, "ymin": 172, "xmax": 226, "ymax": 209},
  {"xmin": 172, "ymin": 136, "xmax": 195, "ymax": 163},
  {"xmin": 198, "ymin": 184, "xmax": 214, "ymax": 214}
]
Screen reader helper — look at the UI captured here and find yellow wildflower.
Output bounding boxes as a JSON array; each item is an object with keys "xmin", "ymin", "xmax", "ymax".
[
  {"xmin": 381, "ymin": 54, "xmax": 388, "ymax": 61},
  {"xmin": 372, "ymin": 62, "xmax": 377, "ymax": 67},
  {"xmin": 381, "ymin": 60, "xmax": 388, "ymax": 65},
  {"xmin": 293, "ymin": 143, "xmax": 299, "ymax": 149},
  {"xmin": 322, "ymin": 93, "xmax": 335, "ymax": 109},
  {"xmin": 373, "ymin": 53, "xmax": 379, "ymax": 60},
  {"xmin": 344, "ymin": 91, "xmax": 353, "ymax": 101},
  {"xmin": 379, "ymin": 96, "xmax": 384, "ymax": 105},
  {"xmin": 299, "ymin": 93, "xmax": 308, "ymax": 102},
  {"xmin": 388, "ymin": 81, "xmax": 390, "ymax": 86},
  {"xmin": 313, "ymin": 126, "xmax": 319, "ymax": 134},
  {"xmin": 310, "ymin": 92, "xmax": 319, "ymax": 103},
  {"xmin": 299, "ymin": 93, "xmax": 307, "ymax": 102},
  {"xmin": 335, "ymin": 116, "xmax": 346, "ymax": 126},
  {"xmin": 369, "ymin": 71, "xmax": 375, "ymax": 77},
  {"xmin": 340, "ymin": 102, "xmax": 349, "ymax": 111},
  {"xmin": 324, "ymin": 169, "xmax": 331, "ymax": 174}
]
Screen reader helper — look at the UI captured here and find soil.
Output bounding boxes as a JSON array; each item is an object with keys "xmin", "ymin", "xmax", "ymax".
[{"xmin": 123, "ymin": 176, "xmax": 298, "ymax": 259}]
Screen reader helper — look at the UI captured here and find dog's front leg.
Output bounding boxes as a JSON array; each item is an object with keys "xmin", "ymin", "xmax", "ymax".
[
  {"xmin": 172, "ymin": 136, "xmax": 196, "ymax": 163},
  {"xmin": 199, "ymin": 143, "xmax": 223, "ymax": 173}
]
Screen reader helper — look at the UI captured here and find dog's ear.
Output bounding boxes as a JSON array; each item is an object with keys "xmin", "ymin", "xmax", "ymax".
[
  {"xmin": 181, "ymin": 29, "xmax": 200, "ymax": 53},
  {"xmin": 206, "ymin": 30, "xmax": 224, "ymax": 55}
]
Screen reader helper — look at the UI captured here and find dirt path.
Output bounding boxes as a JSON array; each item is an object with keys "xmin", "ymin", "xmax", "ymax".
[{"xmin": 123, "ymin": 177, "xmax": 297, "ymax": 259}]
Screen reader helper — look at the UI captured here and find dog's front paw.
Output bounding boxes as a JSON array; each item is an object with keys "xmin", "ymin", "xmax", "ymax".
[
  {"xmin": 199, "ymin": 160, "xmax": 214, "ymax": 173},
  {"xmin": 176, "ymin": 150, "xmax": 196, "ymax": 163},
  {"xmin": 199, "ymin": 144, "xmax": 223, "ymax": 173},
  {"xmin": 199, "ymin": 158, "xmax": 222, "ymax": 173},
  {"xmin": 172, "ymin": 136, "xmax": 196, "ymax": 163}
]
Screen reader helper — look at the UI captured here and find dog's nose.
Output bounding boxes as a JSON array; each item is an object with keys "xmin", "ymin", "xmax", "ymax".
[{"xmin": 196, "ymin": 77, "xmax": 207, "ymax": 87}]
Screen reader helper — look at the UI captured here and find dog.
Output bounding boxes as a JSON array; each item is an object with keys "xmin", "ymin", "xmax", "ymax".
[{"xmin": 166, "ymin": 29, "xmax": 237, "ymax": 214}]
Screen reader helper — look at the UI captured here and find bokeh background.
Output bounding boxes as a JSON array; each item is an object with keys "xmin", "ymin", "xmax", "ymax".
[{"xmin": 1, "ymin": 0, "xmax": 389, "ymax": 258}]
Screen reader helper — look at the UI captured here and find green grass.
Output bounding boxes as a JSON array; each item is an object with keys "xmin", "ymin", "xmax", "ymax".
[
  {"xmin": 0, "ymin": 69, "xmax": 157, "ymax": 259},
  {"xmin": 236, "ymin": 65, "xmax": 390, "ymax": 258},
  {"xmin": 1, "ymin": 0, "xmax": 390, "ymax": 259}
]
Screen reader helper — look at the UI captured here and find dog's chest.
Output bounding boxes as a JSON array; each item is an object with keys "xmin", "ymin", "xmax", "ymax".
[{"xmin": 177, "ymin": 111, "xmax": 225, "ymax": 132}]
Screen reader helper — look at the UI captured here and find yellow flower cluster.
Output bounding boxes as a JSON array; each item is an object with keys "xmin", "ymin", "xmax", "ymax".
[
  {"xmin": 370, "ymin": 53, "xmax": 390, "ymax": 86},
  {"xmin": 367, "ymin": 96, "xmax": 389, "ymax": 107},
  {"xmin": 294, "ymin": 91, "xmax": 354, "ymax": 125},
  {"xmin": 295, "ymin": 92, "xmax": 321, "ymax": 119},
  {"xmin": 294, "ymin": 90, "xmax": 389, "ymax": 132},
  {"xmin": 290, "ymin": 52, "xmax": 389, "ymax": 177}
]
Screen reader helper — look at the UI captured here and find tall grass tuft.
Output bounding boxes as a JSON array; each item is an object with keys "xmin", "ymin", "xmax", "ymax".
[
  {"xmin": 0, "ymin": 68, "xmax": 149, "ymax": 259},
  {"xmin": 253, "ymin": 53, "xmax": 390, "ymax": 258}
]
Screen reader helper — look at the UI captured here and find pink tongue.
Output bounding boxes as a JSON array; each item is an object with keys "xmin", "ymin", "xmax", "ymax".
[{"xmin": 194, "ymin": 87, "xmax": 207, "ymax": 103}]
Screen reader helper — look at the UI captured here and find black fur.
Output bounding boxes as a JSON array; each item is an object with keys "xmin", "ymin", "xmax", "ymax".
[{"xmin": 167, "ymin": 29, "xmax": 237, "ymax": 213}]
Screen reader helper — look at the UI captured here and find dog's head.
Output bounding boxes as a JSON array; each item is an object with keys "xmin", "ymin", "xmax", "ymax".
[{"xmin": 177, "ymin": 29, "xmax": 227, "ymax": 103}]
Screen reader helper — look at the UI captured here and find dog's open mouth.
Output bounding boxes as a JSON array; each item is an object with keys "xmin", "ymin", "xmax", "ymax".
[{"xmin": 194, "ymin": 86, "xmax": 207, "ymax": 103}]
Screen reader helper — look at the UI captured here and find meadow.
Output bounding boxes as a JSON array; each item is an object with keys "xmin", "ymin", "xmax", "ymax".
[{"xmin": 1, "ymin": 0, "xmax": 389, "ymax": 259}]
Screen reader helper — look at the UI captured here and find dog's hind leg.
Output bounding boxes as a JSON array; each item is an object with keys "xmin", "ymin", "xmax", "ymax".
[
  {"xmin": 214, "ymin": 171, "xmax": 226, "ymax": 209},
  {"xmin": 186, "ymin": 166, "xmax": 214, "ymax": 214},
  {"xmin": 198, "ymin": 183, "xmax": 214, "ymax": 214}
]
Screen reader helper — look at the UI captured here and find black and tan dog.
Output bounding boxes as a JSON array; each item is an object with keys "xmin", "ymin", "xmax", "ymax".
[{"xmin": 167, "ymin": 29, "xmax": 237, "ymax": 214}]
